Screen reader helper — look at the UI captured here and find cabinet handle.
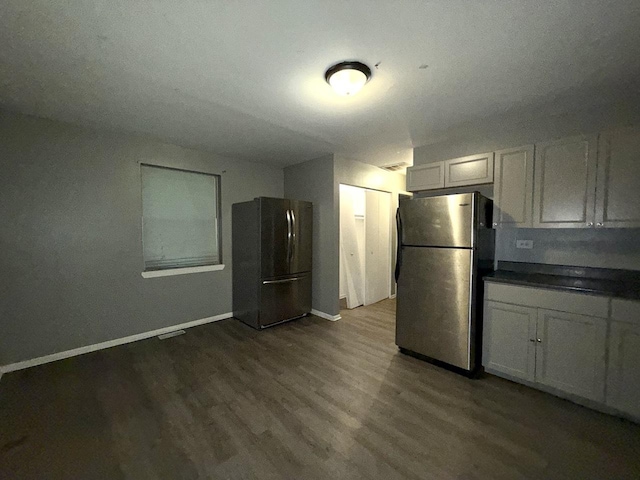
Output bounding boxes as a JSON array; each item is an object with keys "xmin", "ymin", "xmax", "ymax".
[
  {"xmin": 596, "ymin": 222, "xmax": 603, "ymax": 227},
  {"xmin": 492, "ymin": 222, "xmax": 498, "ymax": 227},
  {"xmin": 587, "ymin": 222, "xmax": 594, "ymax": 227},
  {"xmin": 536, "ymin": 338, "xmax": 542, "ymax": 343}
]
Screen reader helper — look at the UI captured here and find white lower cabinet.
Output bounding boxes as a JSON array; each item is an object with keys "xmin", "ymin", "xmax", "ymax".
[
  {"xmin": 606, "ymin": 321, "xmax": 640, "ymax": 418},
  {"xmin": 483, "ymin": 302, "xmax": 537, "ymax": 382},
  {"xmin": 484, "ymin": 300, "xmax": 607, "ymax": 401},
  {"xmin": 535, "ymin": 309, "xmax": 607, "ymax": 402},
  {"xmin": 481, "ymin": 282, "xmax": 640, "ymax": 420}
]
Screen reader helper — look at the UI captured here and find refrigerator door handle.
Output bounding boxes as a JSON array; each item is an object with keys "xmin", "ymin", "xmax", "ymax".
[
  {"xmin": 395, "ymin": 207, "xmax": 402, "ymax": 283},
  {"xmin": 290, "ymin": 209, "xmax": 296, "ymax": 263},
  {"xmin": 286, "ymin": 209, "xmax": 292, "ymax": 265},
  {"xmin": 263, "ymin": 276, "xmax": 303, "ymax": 285}
]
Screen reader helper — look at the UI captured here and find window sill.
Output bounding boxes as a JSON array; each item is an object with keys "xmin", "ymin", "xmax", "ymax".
[{"xmin": 141, "ymin": 264, "xmax": 225, "ymax": 278}]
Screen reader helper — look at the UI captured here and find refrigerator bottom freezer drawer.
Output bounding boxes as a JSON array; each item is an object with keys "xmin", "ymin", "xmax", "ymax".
[
  {"xmin": 259, "ymin": 273, "xmax": 311, "ymax": 327},
  {"xmin": 396, "ymin": 246, "xmax": 475, "ymax": 371}
]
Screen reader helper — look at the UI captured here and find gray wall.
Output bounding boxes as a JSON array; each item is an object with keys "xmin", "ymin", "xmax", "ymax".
[
  {"xmin": 413, "ymin": 102, "xmax": 640, "ymax": 271},
  {"xmin": 284, "ymin": 155, "xmax": 336, "ymax": 315},
  {"xmin": 0, "ymin": 111, "xmax": 284, "ymax": 365}
]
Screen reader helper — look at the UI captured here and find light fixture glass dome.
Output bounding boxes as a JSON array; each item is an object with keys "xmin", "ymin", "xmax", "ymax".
[{"xmin": 325, "ymin": 61, "xmax": 371, "ymax": 96}]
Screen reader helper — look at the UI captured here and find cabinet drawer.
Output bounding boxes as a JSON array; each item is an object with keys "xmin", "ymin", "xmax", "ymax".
[
  {"xmin": 485, "ymin": 282, "xmax": 609, "ymax": 318},
  {"xmin": 611, "ymin": 298, "xmax": 640, "ymax": 325}
]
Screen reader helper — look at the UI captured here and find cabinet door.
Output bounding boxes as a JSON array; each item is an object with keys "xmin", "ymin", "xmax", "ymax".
[
  {"xmin": 492, "ymin": 145, "xmax": 535, "ymax": 228},
  {"xmin": 483, "ymin": 301, "xmax": 537, "ymax": 382},
  {"xmin": 533, "ymin": 135, "xmax": 598, "ymax": 228},
  {"xmin": 595, "ymin": 126, "xmax": 640, "ymax": 228},
  {"xmin": 535, "ymin": 309, "xmax": 607, "ymax": 401},
  {"xmin": 606, "ymin": 321, "xmax": 640, "ymax": 418},
  {"xmin": 406, "ymin": 162, "xmax": 445, "ymax": 191},
  {"xmin": 444, "ymin": 152, "xmax": 494, "ymax": 187},
  {"xmin": 364, "ymin": 189, "xmax": 391, "ymax": 305}
]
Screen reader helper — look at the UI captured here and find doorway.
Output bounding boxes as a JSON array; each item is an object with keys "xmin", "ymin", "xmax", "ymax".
[{"xmin": 339, "ymin": 184, "xmax": 392, "ymax": 309}]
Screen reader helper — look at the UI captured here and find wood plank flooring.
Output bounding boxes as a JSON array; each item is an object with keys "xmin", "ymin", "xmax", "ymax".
[{"xmin": 1, "ymin": 299, "xmax": 639, "ymax": 479}]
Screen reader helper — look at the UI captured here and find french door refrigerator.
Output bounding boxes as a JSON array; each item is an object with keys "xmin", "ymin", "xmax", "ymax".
[
  {"xmin": 395, "ymin": 192, "xmax": 494, "ymax": 373},
  {"xmin": 232, "ymin": 197, "xmax": 312, "ymax": 329}
]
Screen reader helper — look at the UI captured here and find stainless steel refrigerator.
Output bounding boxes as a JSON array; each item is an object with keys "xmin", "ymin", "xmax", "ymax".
[
  {"xmin": 232, "ymin": 197, "xmax": 312, "ymax": 329},
  {"xmin": 395, "ymin": 192, "xmax": 494, "ymax": 373}
]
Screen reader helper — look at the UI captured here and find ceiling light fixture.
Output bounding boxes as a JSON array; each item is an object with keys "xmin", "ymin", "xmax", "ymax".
[{"xmin": 325, "ymin": 61, "xmax": 372, "ymax": 96}]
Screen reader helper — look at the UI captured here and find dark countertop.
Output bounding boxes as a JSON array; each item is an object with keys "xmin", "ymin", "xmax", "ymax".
[{"xmin": 484, "ymin": 262, "xmax": 640, "ymax": 301}]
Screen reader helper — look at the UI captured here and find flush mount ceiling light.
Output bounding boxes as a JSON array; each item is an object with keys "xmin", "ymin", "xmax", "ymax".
[{"xmin": 325, "ymin": 61, "xmax": 372, "ymax": 96}]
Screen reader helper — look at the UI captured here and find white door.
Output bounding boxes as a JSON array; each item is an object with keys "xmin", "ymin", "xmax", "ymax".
[
  {"xmin": 606, "ymin": 321, "xmax": 640, "ymax": 418},
  {"xmin": 339, "ymin": 185, "xmax": 365, "ymax": 308},
  {"xmin": 364, "ymin": 189, "xmax": 391, "ymax": 305},
  {"xmin": 483, "ymin": 301, "xmax": 537, "ymax": 382},
  {"xmin": 535, "ymin": 309, "xmax": 607, "ymax": 401}
]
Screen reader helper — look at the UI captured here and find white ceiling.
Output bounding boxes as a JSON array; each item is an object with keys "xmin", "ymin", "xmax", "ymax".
[{"xmin": 1, "ymin": 1, "xmax": 639, "ymax": 167}]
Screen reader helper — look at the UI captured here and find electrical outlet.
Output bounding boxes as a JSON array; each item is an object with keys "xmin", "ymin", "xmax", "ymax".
[{"xmin": 516, "ymin": 239, "xmax": 533, "ymax": 249}]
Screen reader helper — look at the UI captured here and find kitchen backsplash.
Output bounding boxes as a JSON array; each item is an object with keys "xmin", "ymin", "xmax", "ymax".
[{"xmin": 495, "ymin": 228, "xmax": 640, "ymax": 271}]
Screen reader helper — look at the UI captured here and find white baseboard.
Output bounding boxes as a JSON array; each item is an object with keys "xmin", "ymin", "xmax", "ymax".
[
  {"xmin": 311, "ymin": 309, "xmax": 341, "ymax": 321},
  {"xmin": 0, "ymin": 312, "xmax": 233, "ymax": 374},
  {"xmin": 389, "ymin": 294, "xmax": 397, "ymax": 299}
]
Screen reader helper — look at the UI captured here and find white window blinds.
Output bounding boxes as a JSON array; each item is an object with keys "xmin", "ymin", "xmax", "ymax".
[{"xmin": 141, "ymin": 165, "xmax": 220, "ymax": 271}]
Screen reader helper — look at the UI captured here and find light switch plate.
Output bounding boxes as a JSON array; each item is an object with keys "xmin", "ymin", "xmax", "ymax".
[{"xmin": 516, "ymin": 239, "xmax": 533, "ymax": 249}]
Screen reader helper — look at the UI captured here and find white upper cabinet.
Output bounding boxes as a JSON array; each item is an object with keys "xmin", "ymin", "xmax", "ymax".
[
  {"xmin": 406, "ymin": 162, "xmax": 445, "ymax": 191},
  {"xmin": 492, "ymin": 145, "xmax": 534, "ymax": 228},
  {"xmin": 406, "ymin": 152, "xmax": 493, "ymax": 192},
  {"xmin": 595, "ymin": 126, "xmax": 640, "ymax": 228},
  {"xmin": 444, "ymin": 152, "xmax": 494, "ymax": 187},
  {"xmin": 533, "ymin": 134, "xmax": 598, "ymax": 228},
  {"xmin": 408, "ymin": 126, "xmax": 639, "ymax": 228}
]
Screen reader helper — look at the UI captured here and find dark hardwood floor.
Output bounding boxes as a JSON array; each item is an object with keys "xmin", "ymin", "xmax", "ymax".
[{"xmin": 1, "ymin": 299, "xmax": 639, "ymax": 479}]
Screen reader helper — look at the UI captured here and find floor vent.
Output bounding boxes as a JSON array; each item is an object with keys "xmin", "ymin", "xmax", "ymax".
[{"xmin": 157, "ymin": 330, "xmax": 186, "ymax": 340}]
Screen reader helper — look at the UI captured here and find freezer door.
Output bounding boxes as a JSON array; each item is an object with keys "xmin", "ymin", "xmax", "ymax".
[
  {"xmin": 259, "ymin": 198, "xmax": 291, "ymax": 278},
  {"xmin": 288, "ymin": 200, "xmax": 313, "ymax": 275},
  {"xmin": 399, "ymin": 193, "xmax": 475, "ymax": 248},
  {"xmin": 396, "ymin": 246, "xmax": 475, "ymax": 370},
  {"xmin": 259, "ymin": 273, "xmax": 312, "ymax": 327}
]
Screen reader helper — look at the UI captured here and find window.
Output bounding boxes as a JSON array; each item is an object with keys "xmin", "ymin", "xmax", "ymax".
[{"xmin": 141, "ymin": 164, "xmax": 221, "ymax": 274}]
